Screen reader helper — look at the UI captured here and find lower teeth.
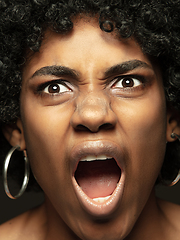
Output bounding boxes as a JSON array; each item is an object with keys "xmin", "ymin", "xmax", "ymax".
[{"xmin": 92, "ymin": 195, "xmax": 111, "ymax": 203}]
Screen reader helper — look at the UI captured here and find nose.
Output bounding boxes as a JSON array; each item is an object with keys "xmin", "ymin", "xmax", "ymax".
[{"xmin": 70, "ymin": 91, "xmax": 117, "ymax": 132}]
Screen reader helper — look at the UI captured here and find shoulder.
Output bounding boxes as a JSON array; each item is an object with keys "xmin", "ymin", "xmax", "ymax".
[
  {"xmin": 0, "ymin": 204, "xmax": 47, "ymax": 240},
  {"xmin": 0, "ymin": 211, "xmax": 31, "ymax": 240},
  {"xmin": 158, "ymin": 198, "xmax": 180, "ymax": 220},
  {"xmin": 157, "ymin": 199, "xmax": 180, "ymax": 236}
]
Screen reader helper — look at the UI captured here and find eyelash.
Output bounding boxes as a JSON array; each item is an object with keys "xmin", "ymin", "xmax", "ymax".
[
  {"xmin": 111, "ymin": 75, "xmax": 146, "ymax": 90},
  {"xmin": 36, "ymin": 80, "xmax": 72, "ymax": 95}
]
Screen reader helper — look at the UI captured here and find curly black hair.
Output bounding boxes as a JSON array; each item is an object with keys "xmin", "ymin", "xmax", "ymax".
[{"xmin": 0, "ymin": 0, "xmax": 180, "ymax": 190}]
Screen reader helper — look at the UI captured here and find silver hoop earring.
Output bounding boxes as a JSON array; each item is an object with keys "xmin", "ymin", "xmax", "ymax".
[
  {"xmin": 165, "ymin": 132, "xmax": 180, "ymax": 186},
  {"xmin": 168, "ymin": 169, "xmax": 180, "ymax": 187},
  {"xmin": 160, "ymin": 170, "xmax": 180, "ymax": 187},
  {"xmin": 3, "ymin": 145, "xmax": 30, "ymax": 199}
]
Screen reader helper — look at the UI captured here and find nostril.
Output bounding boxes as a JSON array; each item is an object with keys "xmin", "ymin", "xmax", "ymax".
[
  {"xmin": 99, "ymin": 123, "xmax": 115, "ymax": 131},
  {"xmin": 74, "ymin": 123, "xmax": 114, "ymax": 133},
  {"xmin": 75, "ymin": 124, "xmax": 91, "ymax": 132}
]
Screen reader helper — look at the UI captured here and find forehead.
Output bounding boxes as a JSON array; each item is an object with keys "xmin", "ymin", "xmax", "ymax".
[{"xmin": 23, "ymin": 17, "xmax": 153, "ymax": 80}]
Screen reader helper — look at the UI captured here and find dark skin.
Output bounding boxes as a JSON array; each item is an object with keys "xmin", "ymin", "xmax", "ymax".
[{"xmin": 1, "ymin": 17, "xmax": 180, "ymax": 240}]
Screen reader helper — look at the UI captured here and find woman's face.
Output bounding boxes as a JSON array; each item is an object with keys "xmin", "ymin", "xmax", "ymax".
[{"xmin": 21, "ymin": 18, "xmax": 167, "ymax": 239}]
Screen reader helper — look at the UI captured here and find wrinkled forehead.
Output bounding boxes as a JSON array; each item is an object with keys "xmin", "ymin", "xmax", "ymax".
[
  {"xmin": 23, "ymin": 16, "xmax": 148, "ymax": 70},
  {"xmin": 22, "ymin": 15, "xmax": 162, "ymax": 87}
]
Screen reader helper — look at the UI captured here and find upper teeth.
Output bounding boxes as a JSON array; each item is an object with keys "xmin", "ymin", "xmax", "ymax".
[{"xmin": 80, "ymin": 155, "xmax": 112, "ymax": 162}]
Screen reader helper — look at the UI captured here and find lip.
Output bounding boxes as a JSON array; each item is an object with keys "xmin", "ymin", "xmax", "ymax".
[{"xmin": 71, "ymin": 140, "xmax": 125, "ymax": 217}]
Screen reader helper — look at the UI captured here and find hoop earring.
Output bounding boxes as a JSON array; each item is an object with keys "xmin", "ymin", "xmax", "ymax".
[
  {"xmin": 160, "ymin": 169, "xmax": 180, "ymax": 187},
  {"xmin": 164, "ymin": 132, "xmax": 180, "ymax": 186},
  {"xmin": 3, "ymin": 145, "xmax": 30, "ymax": 199},
  {"xmin": 168, "ymin": 169, "xmax": 180, "ymax": 187}
]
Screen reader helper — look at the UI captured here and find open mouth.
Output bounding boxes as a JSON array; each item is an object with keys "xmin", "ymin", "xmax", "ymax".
[
  {"xmin": 74, "ymin": 155, "xmax": 121, "ymax": 203},
  {"xmin": 71, "ymin": 141, "xmax": 125, "ymax": 216}
]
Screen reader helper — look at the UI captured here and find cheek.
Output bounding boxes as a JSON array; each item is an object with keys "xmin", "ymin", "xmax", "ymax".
[
  {"xmin": 113, "ymin": 89, "xmax": 167, "ymax": 210},
  {"xmin": 126, "ymin": 101, "xmax": 166, "ymax": 181},
  {"xmin": 20, "ymin": 97, "xmax": 74, "ymax": 188},
  {"xmin": 114, "ymin": 87, "xmax": 167, "ymax": 151}
]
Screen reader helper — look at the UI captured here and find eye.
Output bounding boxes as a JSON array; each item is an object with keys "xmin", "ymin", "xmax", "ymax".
[
  {"xmin": 43, "ymin": 82, "xmax": 71, "ymax": 94},
  {"xmin": 113, "ymin": 76, "xmax": 142, "ymax": 88}
]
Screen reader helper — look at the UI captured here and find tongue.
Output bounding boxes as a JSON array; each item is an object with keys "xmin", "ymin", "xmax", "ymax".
[{"xmin": 75, "ymin": 159, "xmax": 121, "ymax": 199}]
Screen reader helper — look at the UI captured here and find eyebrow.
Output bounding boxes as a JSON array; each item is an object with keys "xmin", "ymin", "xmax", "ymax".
[
  {"xmin": 30, "ymin": 65, "xmax": 80, "ymax": 80},
  {"xmin": 104, "ymin": 60, "xmax": 152, "ymax": 78},
  {"xmin": 29, "ymin": 60, "xmax": 151, "ymax": 81}
]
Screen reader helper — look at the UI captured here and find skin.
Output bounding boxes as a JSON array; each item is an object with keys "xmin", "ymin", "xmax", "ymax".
[{"xmin": 1, "ymin": 17, "xmax": 180, "ymax": 240}]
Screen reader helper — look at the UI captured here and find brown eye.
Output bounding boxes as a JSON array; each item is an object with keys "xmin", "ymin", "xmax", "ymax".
[
  {"xmin": 113, "ymin": 77, "xmax": 142, "ymax": 88},
  {"xmin": 121, "ymin": 78, "xmax": 134, "ymax": 87},
  {"xmin": 43, "ymin": 83, "xmax": 71, "ymax": 94},
  {"xmin": 48, "ymin": 84, "xmax": 60, "ymax": 93}
]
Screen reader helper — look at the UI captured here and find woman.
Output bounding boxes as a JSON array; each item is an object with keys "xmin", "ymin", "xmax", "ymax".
[{"xmin": 0, "ymin": 0, "xmax": 180, "ymax": 239}]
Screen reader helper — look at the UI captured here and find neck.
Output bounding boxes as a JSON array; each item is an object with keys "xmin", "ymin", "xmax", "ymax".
[
  {"xmin": 125, "ymin": 188, "xmax": 171, "ymax": 240},
  {"xmin": 43, "ymin": 196, "xmax": 81, "ymax": 240}
]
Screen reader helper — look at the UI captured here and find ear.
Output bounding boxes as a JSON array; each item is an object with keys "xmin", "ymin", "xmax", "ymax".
[
  {"xmin": 2, "ymin": 119, "xmax": 26, "ymax": 150},
  {"xmin": 166, "ymin": 107, "xmax": 180, "ymax": 142}
]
